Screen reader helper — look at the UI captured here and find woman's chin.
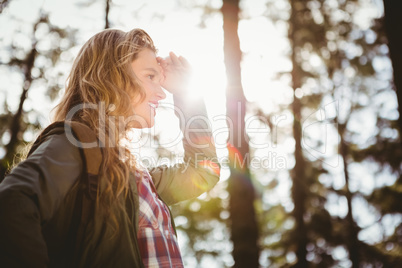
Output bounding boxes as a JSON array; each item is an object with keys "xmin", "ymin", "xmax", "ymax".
[{"xmin": 133, "ymin": 119, "xmax": 154, "ymax": 129}]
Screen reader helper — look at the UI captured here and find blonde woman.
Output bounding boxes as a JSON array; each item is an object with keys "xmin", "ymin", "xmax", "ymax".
[{"xmin": 0, "ymin": 28, "xmax": 220, "ymax": 267}]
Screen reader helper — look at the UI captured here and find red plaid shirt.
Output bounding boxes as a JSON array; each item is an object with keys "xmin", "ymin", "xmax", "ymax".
[{"xmin": 135, "ymin": 169, "xmax": 184, "ymax": 267}]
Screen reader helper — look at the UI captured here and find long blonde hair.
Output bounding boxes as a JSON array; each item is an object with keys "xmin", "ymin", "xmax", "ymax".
[{"xmin": 53, "ymin": 28, "xmax": 156, "ymax": 230}]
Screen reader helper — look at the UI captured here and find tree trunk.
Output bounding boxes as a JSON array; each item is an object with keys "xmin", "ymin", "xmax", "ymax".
[
  {"xmin": 105, "ymin": 0, "xmax": 111, "ymax": 29},
  {"xmin": 340, "ymin": 129, "xmax": 360, "ymax": 268},
  {"xmin": 221, "ymin": 0, "xmax": 259, "ymax": 267},
  {"xmin": 383, "ymin": 0, "xmax": 402, "ymax": 141},
  {"xmin": 288, "ymin": 1, "xmax": 308, "ymax": 267}
]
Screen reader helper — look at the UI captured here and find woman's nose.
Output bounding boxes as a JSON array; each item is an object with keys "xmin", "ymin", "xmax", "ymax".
[{"xmin": 156, "ymin": 85, "xmax": 166, "ymax": 100}]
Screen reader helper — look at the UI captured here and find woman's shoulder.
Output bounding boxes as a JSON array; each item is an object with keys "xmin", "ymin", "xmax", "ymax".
[
  {"xmin": 29, "ymin": 132, "xmax": 80, "ymax": 159},
  {"xmin": 28, "ymin": 121, "xmax": 101, "ymax": 168}
]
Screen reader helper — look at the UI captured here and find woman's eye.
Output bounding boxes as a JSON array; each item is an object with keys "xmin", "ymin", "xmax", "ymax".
[{"xmin": 147, "ymin": 75, "xmax": 155, "ymax": 80}]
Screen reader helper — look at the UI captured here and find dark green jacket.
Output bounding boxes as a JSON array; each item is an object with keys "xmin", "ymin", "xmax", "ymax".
[{"xmin": 0, "ymin": 95, "xmax": 220, "ymax": 267}]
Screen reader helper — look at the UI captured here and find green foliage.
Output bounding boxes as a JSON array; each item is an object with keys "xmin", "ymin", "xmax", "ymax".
[{"xmin": 172, "ymin": 189, "xmax": 231, "ymax": 266}]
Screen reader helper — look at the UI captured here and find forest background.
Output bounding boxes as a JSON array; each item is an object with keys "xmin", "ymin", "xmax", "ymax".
[{"xmin": 1, "ymin": 0, "xmax": 401, "ymax": 267}]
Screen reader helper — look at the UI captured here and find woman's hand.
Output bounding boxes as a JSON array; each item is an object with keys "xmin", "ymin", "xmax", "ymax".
[{"xmin": 157, "ymin": 52, "xmax": 191, "ymax": 95}]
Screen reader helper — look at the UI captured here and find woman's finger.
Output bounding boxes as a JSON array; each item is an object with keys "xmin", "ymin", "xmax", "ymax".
[
  {"xmin": 169, "ymin": 52, "xmax": 181, "ymax": 66},
  {"xmin": 178, "ymin": 56, "xmax": 191, "ymax": 69},
  {"xmin": 164, "ymin": 56, "xmax": 173, "ymax": 67}
]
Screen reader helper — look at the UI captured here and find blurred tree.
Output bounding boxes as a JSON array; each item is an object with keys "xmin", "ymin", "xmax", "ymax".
[
  {"xmin": 0, "ymin": 0, "xmax": 10, "ymax": 13},
  {"xmin": 287, "ymin": 1, "xmax": 309, "ymax": 266},
  {"xmin": 383, "ymin": 0, "xmax": 402, "ymax": 136},
  {"xmin": 320, "ymin": 2, "xmax": 402, "ymax": 266},
  {"xmin": 257, "ymin": 0, "xmax": 402, "ymax": 267},
  {"xmin": 0, "ymin": 12, "xmax": 76, "ymax": 181},
  {"xmin": 105, "ymin": 0, "xmax": 111, "ymax": 29},
  {"xmin": 221, "ymin": 0, "xmax": 259, "ymax": 267}
]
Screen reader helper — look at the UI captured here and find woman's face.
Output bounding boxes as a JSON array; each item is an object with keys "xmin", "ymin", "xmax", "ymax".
[{"xmin": 130, "ymin": 48, "xmax": 166, "ymax": 128}]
